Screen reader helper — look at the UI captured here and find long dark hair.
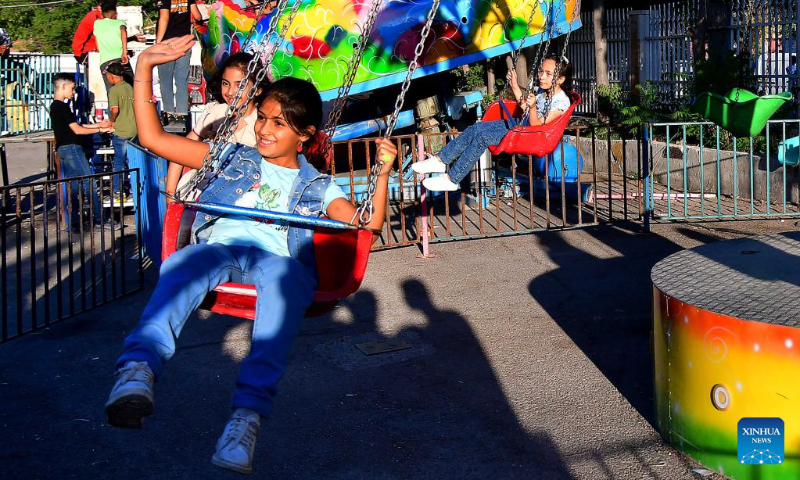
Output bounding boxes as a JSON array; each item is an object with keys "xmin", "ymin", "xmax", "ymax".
[
  {"xmin": 208, "ymin": 52, "xmax": 263, "ymax": 104},
  {"xmin": 544, "ymin": 54, "xmax": 573, "ymax": 93},
  {"xmin": 256, "ymin": 77, "xmax": 322, "ymax": 149}
]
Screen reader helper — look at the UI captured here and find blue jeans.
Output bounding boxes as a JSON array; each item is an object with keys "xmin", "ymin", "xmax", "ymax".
[
  {"xmin": 116, "ymin": 243, "xmax": 317, "ymax": 417},
  {"xmin": 111, "ymin": 135, "xmax": 130, "ymax": 194},
  {"xmin": 58, "ymin": 144, "xmax": 101, "ymax": 225},
  {"xmin": 438, "ymin": 120, "xmax": 511, "ymax": 183},
  {"xmin": 157, "ymin": 51, "xmax": 191, "ymax": 115}
]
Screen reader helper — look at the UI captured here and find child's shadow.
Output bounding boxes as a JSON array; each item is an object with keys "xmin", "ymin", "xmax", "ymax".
[{"xmin": 262, "ymin": 280, "xmax": 573, "ymax": 479}]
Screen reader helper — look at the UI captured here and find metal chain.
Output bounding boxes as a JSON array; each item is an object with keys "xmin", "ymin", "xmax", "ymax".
[
  {"xmin": 539, "ymin": 1, "xmax": 575, "ymax": 122},
  {"xmin": 735, "ymin": 0, "xmax": 757, "ymax": 102},
  {"xmin": 527, "ymin": 0, "xmax": 563, "ymax": 93},
  {"xmin": 504, "ymin": 0, "xmax": 543, "ymax": 92},
  {"xmin": 351, "ymin": 0, "xmax": 442, "ymax": 226},
  {"xmin": 177, "ymin": 0, "xmax": 302, "ymax": 200},
  {"xmin": 320, "ymin": 0, "xmax": 384, "ymax": 158}
]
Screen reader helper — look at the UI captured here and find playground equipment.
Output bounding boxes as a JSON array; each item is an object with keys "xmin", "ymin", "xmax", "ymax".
[
  {"xmin": 484, "ymin": 92, "xmax": 582, "ymax": 157},
  {"xmin": 691, "ymin": 88, "xmax": 793, "ymax": 138},
  {"xmin": 689, "ymin": 0, "xmax": 793, "ymax": 138},
  {"xmin": 652, "ymin": 232, "xmax": 800, "ymax": 479},
  {"xmin": 777, "ymin": 135, "xmax": 800, "ymax": 167},
  {"xmin": 163, "ymin": 0, "xmax": 444, "ymax": 317}
]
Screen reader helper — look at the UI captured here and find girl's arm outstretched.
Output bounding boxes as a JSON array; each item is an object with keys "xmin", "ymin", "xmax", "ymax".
[
  {"xmin": 325, "ymin": 139, "xmax": 397, "ymax": 237},
  {"xmin": 133, "ymin": 36, "xmax": 209, "ymax": 169}
]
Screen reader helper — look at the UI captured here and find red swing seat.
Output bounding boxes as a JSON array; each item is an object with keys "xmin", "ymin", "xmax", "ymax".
[
  {"xmin": 482, "ymin": 91, "xmax": 581, "ymax": 158},
  {"xmin": 162, "ymin": 202, "xmax": 374, "ymax": 318}
]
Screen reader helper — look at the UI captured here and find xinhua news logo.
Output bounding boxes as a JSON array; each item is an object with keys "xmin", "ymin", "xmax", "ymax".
[{"xmin": 738, "ymin": 418, "xmax": 784, "ymax": 465}]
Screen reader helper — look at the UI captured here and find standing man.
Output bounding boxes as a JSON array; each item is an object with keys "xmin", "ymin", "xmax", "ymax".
[
  {"xmin": 156, "ymin": 0, "xmax": 202, "ymax": 126},
  {"xmin": 105, "ymin": 62, "xmax": 136, "ymax": 202}
]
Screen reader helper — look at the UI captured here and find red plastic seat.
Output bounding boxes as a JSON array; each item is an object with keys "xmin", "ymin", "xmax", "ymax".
[
  {"xmin": 483, "ymin": 91, "xmax": 581, "ymax": 158},
  {"xmin": 162, "ymin": 201, "xmax": 373, "ymax": 318}
]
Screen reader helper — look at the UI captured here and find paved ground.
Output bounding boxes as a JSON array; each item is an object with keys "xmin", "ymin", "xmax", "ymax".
[{"xmin": 1, "ymin": 215, "xmax": 796, "ymax": 479}]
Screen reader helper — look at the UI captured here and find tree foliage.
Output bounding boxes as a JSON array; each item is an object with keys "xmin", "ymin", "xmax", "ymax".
[{"xmin": 0, "ymin": 0, "xmax": 157, "ymax": 54}]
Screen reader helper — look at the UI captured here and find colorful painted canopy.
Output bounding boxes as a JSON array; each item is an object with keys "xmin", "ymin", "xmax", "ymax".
[
  {"xmin": 691, "ymin": 88, "xmax": 793, "ymax": 138},
  {"xmin": 200, "ymin": 0, "xmax": 581, "ymax": 100}
]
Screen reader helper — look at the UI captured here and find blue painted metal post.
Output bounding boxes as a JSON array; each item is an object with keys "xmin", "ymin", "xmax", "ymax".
[
  {"xmin": 127, "ymin": 143, "xmax": 169, "ymax": 268},
  {"xmin": 642, "ymin": 125, "xmax": 651, "ymax": 231}
]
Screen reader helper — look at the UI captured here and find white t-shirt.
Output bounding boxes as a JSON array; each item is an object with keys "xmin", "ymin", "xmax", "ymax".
[
  {"xmin": 193, "ymin": 101, "xmax": 258, "ymax": 147},
  {"xmin": 535, "ymin": 89, "xmax": 571, "ymax": 118},
  {"xmin": 207, "ymin": 159, "xmax": 347, "ymax": 257}
]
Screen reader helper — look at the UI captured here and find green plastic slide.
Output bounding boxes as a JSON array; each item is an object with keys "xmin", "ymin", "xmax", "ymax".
[{"xmin": 690, "ymin": 88, "xmax": 793, "ymax": 138}]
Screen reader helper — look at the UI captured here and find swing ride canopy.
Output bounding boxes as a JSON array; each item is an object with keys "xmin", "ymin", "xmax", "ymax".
[{"xmin": 200, "ymin": 0, "xmax": 582, "ymax": 101}]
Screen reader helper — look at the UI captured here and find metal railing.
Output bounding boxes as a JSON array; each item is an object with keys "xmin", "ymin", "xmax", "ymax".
[
  {"xmin": 645, "ymin": 119, "xmax": 800, "ymax": 224},
  {"xmin": 329, "ymin": 126, "xmax": 646, "ymax": 250},
  {"xmin": 0, "ymin": 54, "xmax": 71, "ymax": 136},
  {"xmin": 0, "ymin": 170, "xmax": 145, "ymax": 343}
]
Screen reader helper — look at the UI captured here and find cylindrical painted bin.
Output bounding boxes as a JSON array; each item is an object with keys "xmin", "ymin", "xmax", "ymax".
[
  {"xmin": 127, "ymin": 140, "xmax": 169, "ymax": 269},
  {"xmin": 652, "ymin": 232, "xmax": 800, "ymax": 479}
]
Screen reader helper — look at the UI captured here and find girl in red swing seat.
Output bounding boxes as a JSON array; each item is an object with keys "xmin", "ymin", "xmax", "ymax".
[
  {"xmin": 413, "ymin": 54, "xmax": 573, "ymax": 191},
  {"xmin": 104, "ymin": 36, "xmax": 397, "ymax": 475}
]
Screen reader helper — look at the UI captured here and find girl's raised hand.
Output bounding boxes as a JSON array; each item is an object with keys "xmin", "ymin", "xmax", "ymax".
[
  {"xmin": 506, "ymin": 70, "xmax": 519, "ymax": 88},
  {"xmin": 137, "ymin": 35, "xmax": 195, "ymax": 69},
  {"xmin": 375, "ymin": 138, "xmax": 397, "ymax": 174}
]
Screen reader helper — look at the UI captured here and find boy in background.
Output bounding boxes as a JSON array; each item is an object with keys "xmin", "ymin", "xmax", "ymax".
[
  {"xmin": 105, "ymin": 62, "xmax": 135, "ymax": 202},
  {"xmin": 93, "ymin": 1, "xmax": 135, "ymax": 94},
  {"xmin": 50, "ymin": 73, "xmax": 113, "ymax": 230}
]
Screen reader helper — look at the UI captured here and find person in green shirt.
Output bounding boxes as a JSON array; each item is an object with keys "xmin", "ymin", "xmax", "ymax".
[
  {"xmin": 106, "ymin": 62, "xmax": 136, "ymax": 199},
  {"xmin": 93, "ymin": 1, "xmax": 135, "ymax": 94}
]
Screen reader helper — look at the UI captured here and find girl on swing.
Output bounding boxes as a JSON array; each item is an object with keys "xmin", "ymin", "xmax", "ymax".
[
  {"xmin": 413, "ymin": 54, "xmax": 573, "ymax": 191},
  {"xmin": 104, "ymin": 36, "xmax": 397, "ymax": 475}
]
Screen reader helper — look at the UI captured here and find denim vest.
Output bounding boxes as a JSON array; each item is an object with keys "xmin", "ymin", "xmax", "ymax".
[{"xmin": 190, "ymin": 144, "xmax": 331, "ymax": 277}]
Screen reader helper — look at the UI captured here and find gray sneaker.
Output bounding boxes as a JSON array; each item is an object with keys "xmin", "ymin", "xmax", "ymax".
[
  {"xmin": 211, "ymin": 408, "xmax": 261, "ymax": 475},
  {"xmin": 105, "ymin": 361, "xmax": 154, "ymax": 429}
]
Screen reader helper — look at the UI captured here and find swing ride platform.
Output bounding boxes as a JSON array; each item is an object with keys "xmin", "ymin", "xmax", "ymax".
[{"xmin": 652, "ymin": 232, "xmax": 800, "ymax": 479}]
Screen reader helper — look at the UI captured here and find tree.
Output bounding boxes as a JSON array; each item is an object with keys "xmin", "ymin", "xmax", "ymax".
[
  {"xmin": 593, "ymin": 0, "xmax": 608, "ymax": 86},
  {"xmin": 0, "ymin": 0, "xmax": 157, "ymax": 54}
]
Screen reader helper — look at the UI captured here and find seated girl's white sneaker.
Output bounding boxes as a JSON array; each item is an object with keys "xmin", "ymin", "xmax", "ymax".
[
  {"xmin": 423, "ymin": 175, "xmax": 459, "ymax": 192},
  {"xmin": 411, "ymin": 157, "xmax": 446, "ymax": 174}
]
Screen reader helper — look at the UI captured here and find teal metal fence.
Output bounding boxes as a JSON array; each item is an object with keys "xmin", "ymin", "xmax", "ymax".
[
  {"xmin": 645, "ymin": 119, "xmax": 800, "ymax": 225},
  {"xmin": 0, "ymin": 54, "xmax": 70, "ymax": 136}
]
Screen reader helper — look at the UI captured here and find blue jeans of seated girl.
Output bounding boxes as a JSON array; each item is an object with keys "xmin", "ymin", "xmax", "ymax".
[
  {"xmin": 58, "ymin": 144, "xmax": 101, "ymax": 226},
  {"xmin": 116, "ymin": 243, "xmax": 317, "ymax": 418},
  {"xmin": 438, "ymin": 120, "xmax": 511, "ymax": 184}
]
